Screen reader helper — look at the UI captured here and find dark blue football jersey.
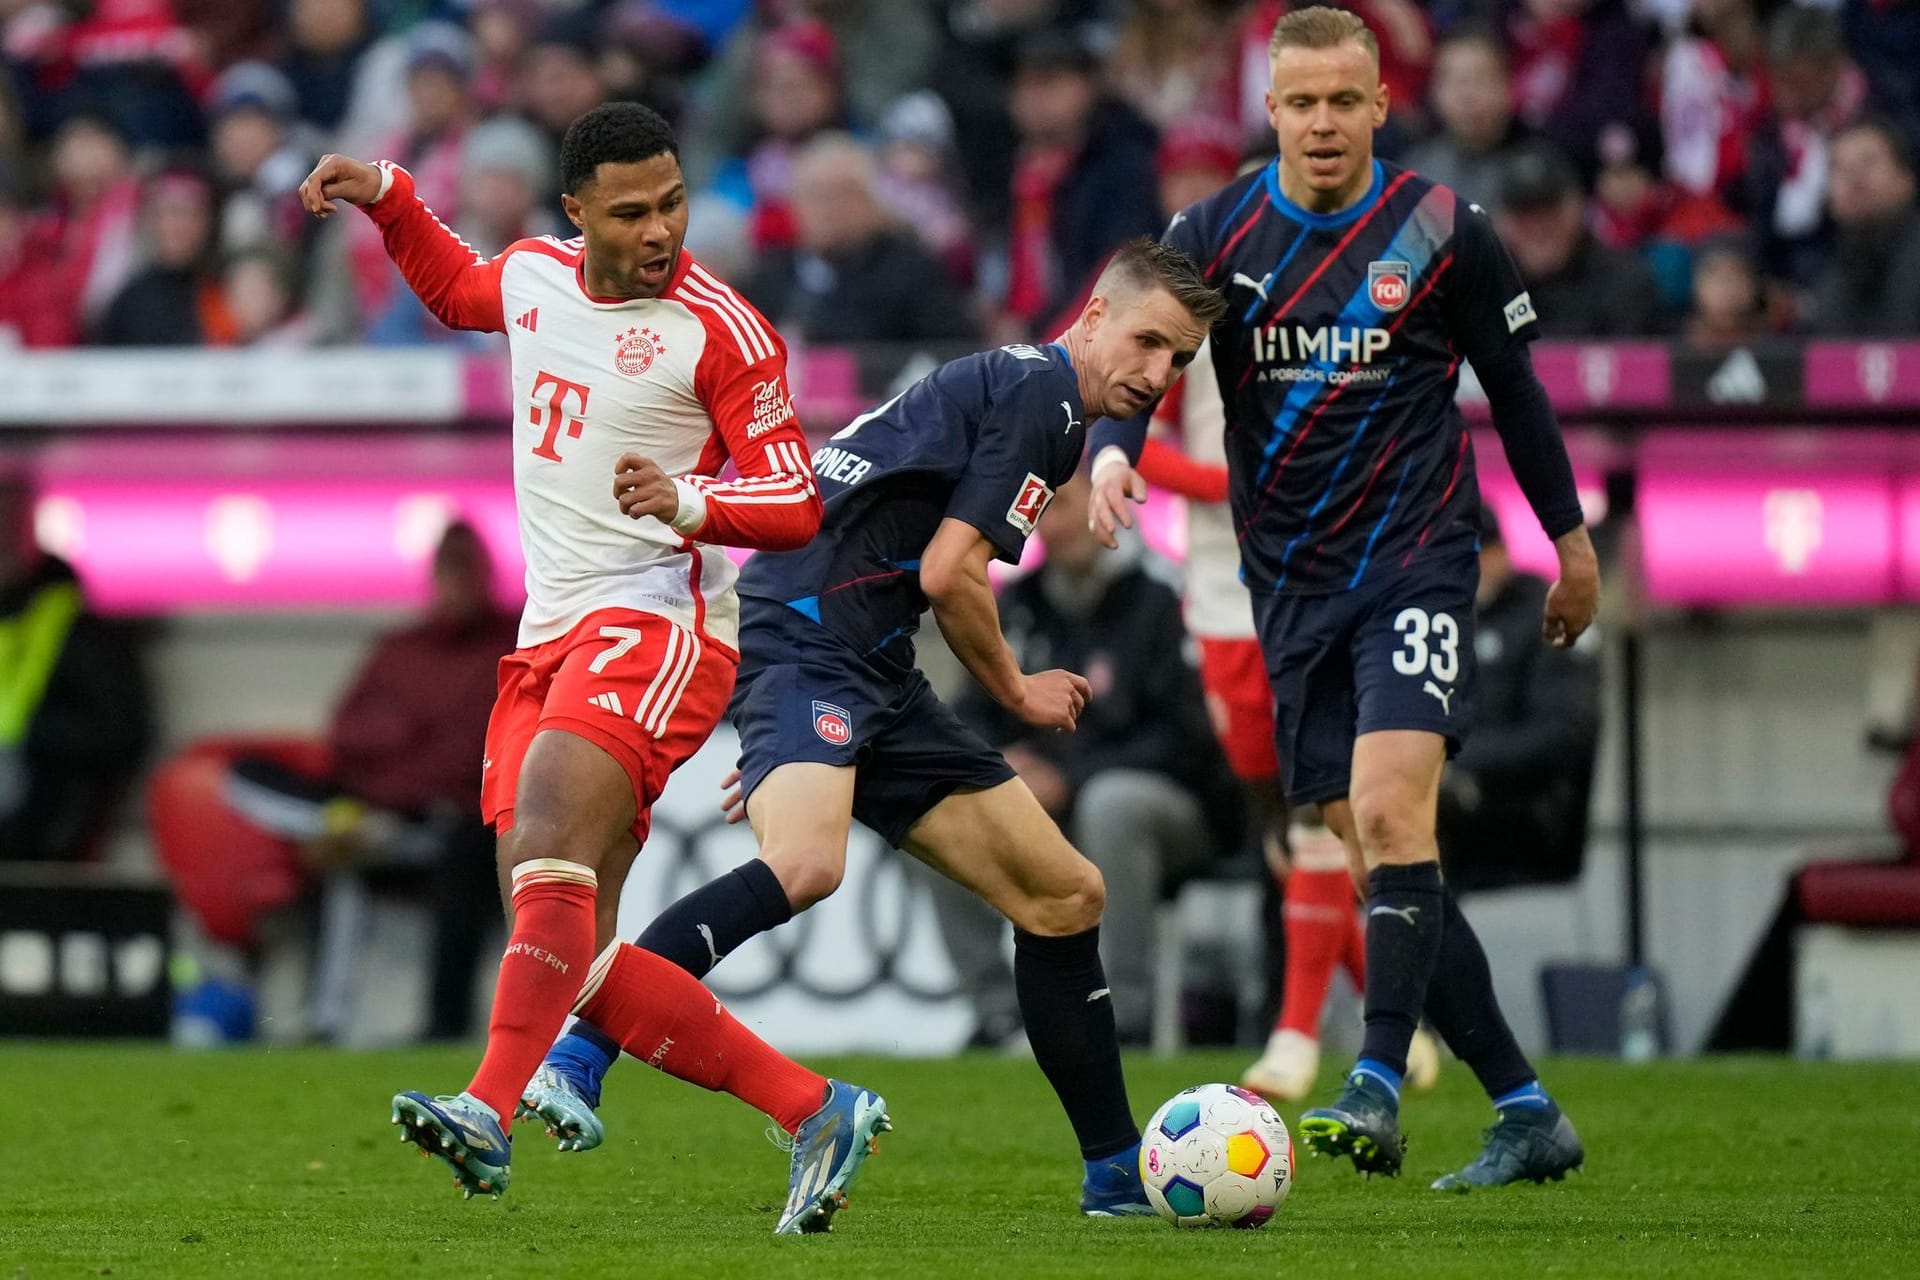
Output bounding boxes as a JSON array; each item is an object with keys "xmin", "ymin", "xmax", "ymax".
[
  {"xmin": 737, "ymin": 343, "xmax": 1087, "ymax": 674},
  {"xmin": 1161, "ymin": 158, "xmax": 1538, "ymax": 594}
]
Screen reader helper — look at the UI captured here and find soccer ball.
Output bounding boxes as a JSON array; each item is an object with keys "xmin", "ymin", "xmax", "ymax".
[{"xmin": 1139, "ymin": 1083, "xmax": 1294, "ymax": 1228}]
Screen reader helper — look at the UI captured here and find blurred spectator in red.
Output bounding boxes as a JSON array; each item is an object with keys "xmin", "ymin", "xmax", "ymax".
[
  {"xmin": 96, "ymin": 167, "xmax": 231, "ymax": 345},
  {"xmin": 1502, "ymin": 0, "xmax": 1649, "ymax": 171},
  {"xmin": 0, "ymin": 468, "xmax": 151, "ymax": 863},
  {"xmin": 457, "ymin": 114, "xmax": 565, "ymax": 257},
  {"xmin": 3, "ymin": 0, "xmax": 207, "ymax": 146},
  {"xmin": 1157, "ymin": 117, "xmax": 1242, "ymax": 224},
  {"xmin": 1405, "ymin": 22, "xmax": 1533, "ymax": 210},
  {"xmin": 874, "ymin": 89, "xmax": 977, "ymax": 286},
  {"xmin": 737, "ymin": 18, "xmax": 850, "ymax": 252},
  {"xmin": 1744, "ymin": 5, "xmax": 1870, "ymax": 290},
  {"xmin": 174, "ymin": 0, "xmax": 276, "ymax": 71},
  {"xmin": 1657, "ymin": 0, "xmax": 1769, "ymax": 205},
  {"xmin": 1107, "ymin": 0, "xmax": 1242, "ymax": 134},
  {"xmin": 1682, "ymin": 234, "xmax": 1781, "ymax": 350},
  {"xmin": 1494, "ymin": 142, "xmax": 1668, "ymax": 336},
  {"xmin": 33, "ymin": 114, "xmax": 141, "ymax": 334},
  {"xmin": 1809, "ymin": 117, "xmax": 1920, "ymax": 334},
  {"xmin": 206, "ymin": 61, "xmax": 315, "ymax": 260},
  {"xmin": 223, "ymin": 245, "xmax": 308, "ymax": 347},
  {"xmin": 689, "ymin": 0, "xmax": 938, "ymax": 184},
  {"xmin": 0, "ymin": 164, "xmax": 80, "ymax": 347},
  {"xmin": 995, "ymin": 26, "xmax": 1159, "ymax": 342},
  {"xmin": 280, "ymin": 0, "xmax": 372, "ymax": 132},
  {"xmin": 744, "ymin": 132, "xmax": 977, "ymax": 344},
  {"xmin": 466, "ymin": 0, "xmax": 540, "ymax": 114}
]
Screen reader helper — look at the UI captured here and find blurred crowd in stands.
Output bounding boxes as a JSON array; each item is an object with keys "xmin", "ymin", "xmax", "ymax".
[{"xmin": 1, "ymin": 0, "xmax": 1919, "ymax": 357}]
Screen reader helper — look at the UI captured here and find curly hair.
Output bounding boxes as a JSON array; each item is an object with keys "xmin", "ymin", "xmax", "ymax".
[{"xmin": 559, "ymin": 102, "xmax": 679, "ymax": 194}]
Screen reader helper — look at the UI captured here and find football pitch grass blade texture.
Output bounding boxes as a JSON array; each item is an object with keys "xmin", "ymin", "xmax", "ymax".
[{"xmin": 1, "ymin": 1047, "xmax": 1916, "ymax": 1278}]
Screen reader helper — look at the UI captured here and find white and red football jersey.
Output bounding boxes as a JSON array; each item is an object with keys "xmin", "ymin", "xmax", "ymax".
[
  {"xmin": 359, "ymin": 163, "xmax": 821, "ymax": 652},
  {"xmin": 1141, "ymin": 340, "xmax": 1256, "ymax": 640}
]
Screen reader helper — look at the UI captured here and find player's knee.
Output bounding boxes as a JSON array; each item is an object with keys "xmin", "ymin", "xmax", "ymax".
[
  {"xmin": 761, "ymin": 844, "xmax": 844, "ymax": 911},
  {"xmin": 1014, "ymin": 856, "xmax": 1105, "ymax": 936},
  {"xmin": 1349, "ymin": 795, "xmax": 1429, "ymax": 865}
]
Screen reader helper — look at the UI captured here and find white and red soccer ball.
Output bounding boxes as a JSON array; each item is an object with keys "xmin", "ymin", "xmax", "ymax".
[{"xmin": 1139, "ymin": 1083, "xmax": 1295, "ymax": 1228}]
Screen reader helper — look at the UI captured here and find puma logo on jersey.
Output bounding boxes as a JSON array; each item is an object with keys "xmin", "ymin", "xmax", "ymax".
[
  {"xmin": 1370, "ymin": 905, "xmax": 1421, "ymax": 926},
  {"xmin": 1231, "ymin": 271, "xmax": 1273, "ymax": 304},
  {"xmin": 697, "ymin": 923, "xmax": 724, "ymax": 969},
  {"xmin": 1060, "ymin": 401, "xmax": 1081, "ymax": 434},
  {"xmin": 1422, "ymin": 680, "xmax": 1455, "ymax": 715}
]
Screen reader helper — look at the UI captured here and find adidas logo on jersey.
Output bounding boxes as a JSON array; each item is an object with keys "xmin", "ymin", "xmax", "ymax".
[
  {"xmin": 514, "ymin": 308, "xmax": 539, "ymax": 331},
  {"xmin": 589, "ymin": 691, "xmax": 625, "ymax": 715}
]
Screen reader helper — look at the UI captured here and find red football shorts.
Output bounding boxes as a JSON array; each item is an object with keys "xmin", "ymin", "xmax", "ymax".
[
  {"xmin": 1198, "ymin": 634, "xmax": 1279, "ymax": 783},
  {"xmin": 482, "ymin": 608, "xmax": 737, "ymax": 845}
]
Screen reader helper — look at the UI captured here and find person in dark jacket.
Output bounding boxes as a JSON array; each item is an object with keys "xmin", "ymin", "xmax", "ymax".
[
  {"xmin": 1437, "ymin": 504, "xmax": 1601, "ymax": 893},
  {"xmin": 1808, "ymin": 117, "xmax": 1920, "ymax": 335},
  {"xmin": 94, "ymin": 169, "xmax": 226, "ymax": 347},
  {"xmin": 0, "ymin": 469, "xmax": 151, "ymax": 861},
  {"xmin": 931, "ymin": 473, "xmax": 1242, "ymax": 1047},
  {"xmin": 743, "ymin": 132, "xmax": 977, "ymax": 345}
]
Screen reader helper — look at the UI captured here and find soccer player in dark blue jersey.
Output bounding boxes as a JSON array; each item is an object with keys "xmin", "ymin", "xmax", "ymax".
[
  {"xmin": 1090, "ymin": 6, "xmax": 1599, "ymax": 1191},
  {"xmin": 521, "ymin": 239, "xmax": 1225, "ymax": 1222}
]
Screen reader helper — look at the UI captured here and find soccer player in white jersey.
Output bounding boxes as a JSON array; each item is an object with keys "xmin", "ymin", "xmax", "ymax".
[{"xmin": 299, "ymin": 104, "xmax": 887, "ymax": 1223}]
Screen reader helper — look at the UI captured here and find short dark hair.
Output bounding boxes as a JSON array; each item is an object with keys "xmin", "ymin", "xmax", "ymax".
[
  {"xmin": 1835, "ymin": 114, "xmax": 1917, "ymax": 179},
  {"xmin": 1096, "ymin": 238, "xmax": 1228, "ymax": 328},
  {"xmin": 560, "ymin": 102, "xmax": 679, "ymax": 194}
]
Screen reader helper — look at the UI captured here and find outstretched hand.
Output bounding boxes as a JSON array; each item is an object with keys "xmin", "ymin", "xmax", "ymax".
[
  {"xmin": 298, "ymin": 154, "xmax": 385, "ymax": 219},
  {"xmin": 1088, "ymin": 450, "xmax": 1147, "ymax": 550},
  {"xmin": 718, "ymin": 768, "xmax": 748, "ymax": 825}
]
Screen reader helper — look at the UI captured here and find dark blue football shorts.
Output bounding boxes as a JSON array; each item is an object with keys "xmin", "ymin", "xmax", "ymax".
[
  {"xmin": 728, "ymin": 598, "xmax": 1015, "ymax": 848},
  {"xmin": 1252, "ymin": 552, "xmax": 1479, "ymax": 807}
]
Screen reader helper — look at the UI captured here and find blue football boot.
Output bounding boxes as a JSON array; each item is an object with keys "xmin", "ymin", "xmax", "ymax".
[
  {"xmin": 392, "ymin": 1091, "xmax": 512, "ymax": 1199},
  {"xmin": 518, "ymin": 1061, "xmax": 606, "ymax": 1153},
  {"xmin": 1081, "ymin": 1142, "xmax": 1156, "ymax": 1217},
  {"xmin": 774, "ymin": 1080, "xmax": 892, "ymax": 1235}
]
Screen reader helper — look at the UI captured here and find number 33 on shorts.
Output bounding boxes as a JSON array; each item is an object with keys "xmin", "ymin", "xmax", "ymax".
[{"xmin": 1391, "ymin": 607, "xmax": 1460, "ymax": 713}]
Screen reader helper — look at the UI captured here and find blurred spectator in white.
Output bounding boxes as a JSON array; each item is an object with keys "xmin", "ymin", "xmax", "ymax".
[
  {"xmin": 206, "ymin": 61, "xmax": 315, "ymax": 259},
  {"xmin": 995, "ymin": 26, "xmax": 1160, "ymax": 342},
  {"xmin": 0, "ymin": 468, "xmax": 151, "ymax": 863},
  {"xmin": 280, "ymin": 0, "xmax": 372, "ymax": 132},
  {"xmin": 1682, "ymin": 234, "xmax": 1780, "ymax": 351},
  {"xmin": 687, "ymin": 0, "xmax": 938, "ymax": 185},
  {"xmin": 1494, "ymin": 142, "xmax": 1668, "ymax": 336},
  {"xmin": 0, "ymin": 163, "xmax": 79, "ymax": 347},
  {"xmin": 223, "ymin": 245, "xmax": 308, "ymax": 347},
  {"xmin": 743, "ymin": 132, "xmax": 977, "ymax": 344},
  {"xmin": 96, "ymin": 167, "xmax": 230, "ymax": 346},
  {"xmin": 36, "ymin": 114, "xmax": 141, "ymax": 335},
  {"xmin": 1502, "ymin": 0, "xmax": 1649, "ymax": 171},
  {"xmin": 1405, "ymin": 22, "xmax": 1533, "ymax": 210},
  {"xmin": 874, "ymin": 90, "xmax": 977, "ymax": 286},
  {"xmin": 457, "ymin": 114, "xmax": 565, "ymax": 257},
  {"xmin": 1106, "ymin": 0, "xmax": 1242, "ymax": 134},
  {"xmin": 1809, "ymin": 117, "xmax": 1920, "ymax": 334},
  {"xmin": 1744, "ymin": 5, "xmax": 1870, "ymax": 290},
  {"xmin": 1657, "ymin": 0, "xmax": 1767, "ymax": 207}
]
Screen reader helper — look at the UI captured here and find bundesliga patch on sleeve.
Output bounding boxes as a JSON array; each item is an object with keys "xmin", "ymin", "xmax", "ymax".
[
  {"xmin": 1005, "ymin": 473, "xmax": 1055, "ymax": 535},
  {"xmin": 1503, "ymin": 292, "xmax": 1537, "ymax": 334}
]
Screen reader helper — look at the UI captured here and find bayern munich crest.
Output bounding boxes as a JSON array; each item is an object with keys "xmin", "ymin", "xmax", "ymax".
[
  {"xmin": 615, "ymin": 326, "xmax": 665, "ymax": 376},
  {"xmin": 1367, "ymin": 260, "xmax": 1411, "ymax": 312}
]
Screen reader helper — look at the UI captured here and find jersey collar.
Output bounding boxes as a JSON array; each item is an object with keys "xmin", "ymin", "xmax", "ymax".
[{"xmin": 1264, "ymin": 158, "xmax": 1385, "ymax": 230}]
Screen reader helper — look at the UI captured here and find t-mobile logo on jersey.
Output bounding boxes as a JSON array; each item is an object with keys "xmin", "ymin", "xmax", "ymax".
[
  {"xmin": 504, "ymin": 942, "xmax": 570, "ymax": 974},
  {"xmin": 528, "ymin": 370, "xmax": 592, "ymax": 461}
]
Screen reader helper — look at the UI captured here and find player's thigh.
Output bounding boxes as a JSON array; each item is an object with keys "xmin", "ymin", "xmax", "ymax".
[
  {"xmin": 847, "ymin": 672, "xmax": 1015, "ymax": 849},
  {"xmin": 1350, "ymin": 557, "xmax": 1477, "ymax": 752},
  {"xmin": 1345, "ymin": 730, "xmax": 1447, "ymax": 866},
  {"xmin": 1253, "ymin": 592, "xmax": 1356, "ymax": 810},
  {"xmin": 901, "ymin": 778, "xmax": 1103, "ymax": 937},
  {"xmin": 744, "ymin": 760, "xmax": 857, "ymax": 905}
]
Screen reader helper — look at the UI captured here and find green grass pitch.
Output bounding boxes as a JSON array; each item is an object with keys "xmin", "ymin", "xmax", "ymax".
[{"xmin": 2, "ymin": 1047, "xmax": 1915, "ymax": 1277}]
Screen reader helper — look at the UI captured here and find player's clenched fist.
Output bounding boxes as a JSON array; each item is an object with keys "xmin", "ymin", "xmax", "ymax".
[
  {"xmin": 1013, "ymin": 668, "xmax": 1091, "ymax": 732},
  {"xmin": 613, "ymin": 452, "xmax": 679, "ymax": 523},
  {"xmin": 298, "ymin": 154, "xmax": 384, "ymax": 218}
]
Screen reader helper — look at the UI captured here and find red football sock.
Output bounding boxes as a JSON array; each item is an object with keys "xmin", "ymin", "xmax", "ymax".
[
  {"xmin": 1276, "ymin": 825, "xmax": 1358, "ymax": 1038},
  {"xmin": 577, "ymin": 942, "xmax": 827, "ymax": 1134},
  {"xmin": 466, "ymin": 858, "xmax": 598, "ymax": 1120}
]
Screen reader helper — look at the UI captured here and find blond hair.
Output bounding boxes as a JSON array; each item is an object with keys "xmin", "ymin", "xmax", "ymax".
[{"xmin": 1269, "ymin": 5, "xmax": 1380, "ymax": 65}]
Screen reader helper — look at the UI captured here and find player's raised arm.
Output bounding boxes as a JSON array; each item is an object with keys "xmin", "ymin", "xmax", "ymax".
[
  {"xmin": 920, "ymin": 516, "xmax": 1089, "ymax": 732},
  {"xmin": 299, "ymin": 154, "xmax": 507, "ymax": 333}
]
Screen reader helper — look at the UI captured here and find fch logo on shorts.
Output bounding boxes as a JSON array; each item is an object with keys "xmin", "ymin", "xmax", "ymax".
[{"xmin": 812, "ymin": 700, "xmax": 852, "ymax": 745}]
